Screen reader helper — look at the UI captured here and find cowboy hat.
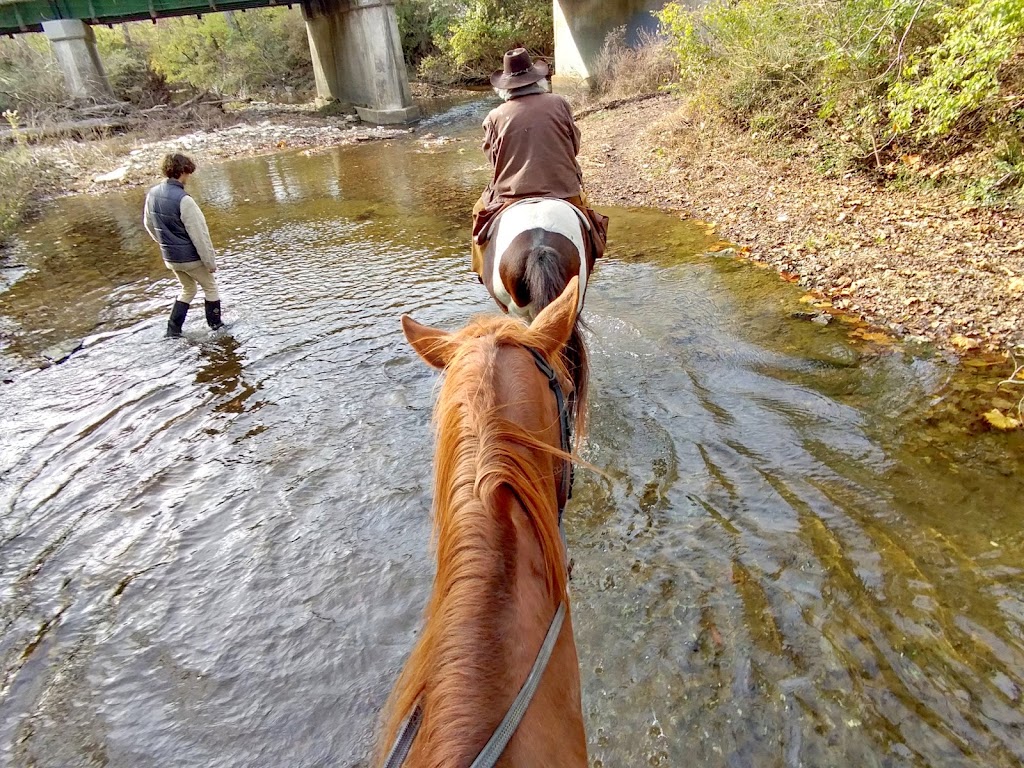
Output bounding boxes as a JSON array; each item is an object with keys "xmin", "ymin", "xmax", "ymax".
[{"xmin": 489, "ymin": 48, "xmax": 550, "ymax": 89}]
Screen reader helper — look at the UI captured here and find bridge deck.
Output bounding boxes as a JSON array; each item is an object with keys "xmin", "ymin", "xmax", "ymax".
[{"xmin": 0, "ymin": 0, "xmax": 291, "ymax": 36}]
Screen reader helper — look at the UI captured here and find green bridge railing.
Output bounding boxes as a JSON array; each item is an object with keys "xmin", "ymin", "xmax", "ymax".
[{"xmin": 0, "ymin": 0, "xmax": 293, "ymax": 36}]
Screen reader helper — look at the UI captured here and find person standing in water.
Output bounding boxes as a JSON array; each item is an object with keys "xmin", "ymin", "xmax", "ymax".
[{"xmin": 143, "ymin": 153, "xmax": 224, "ymax": 337}]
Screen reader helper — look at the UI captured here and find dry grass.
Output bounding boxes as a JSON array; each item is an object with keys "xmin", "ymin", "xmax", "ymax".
[{"xmin": 571, "ymin": 27, "xmax": 677, "ymax": 111}]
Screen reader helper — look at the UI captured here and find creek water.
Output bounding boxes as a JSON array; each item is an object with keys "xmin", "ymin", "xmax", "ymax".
[{"xmin": 1, "ymin": 97, "xmax": 1023, "ymax": 768}]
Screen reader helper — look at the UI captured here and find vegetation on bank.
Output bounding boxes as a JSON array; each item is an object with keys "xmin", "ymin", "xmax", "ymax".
[{"xmin": 655, "ymin": 0, "xmax": 1024, "ymax": 203}]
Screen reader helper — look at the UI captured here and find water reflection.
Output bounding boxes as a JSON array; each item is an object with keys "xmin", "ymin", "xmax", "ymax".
[
  {"xmin": 194, "ymin": 335, "xmax": 261, "ymax": 415},
  {"xmin": 0, "ymin": 102, "xmax": 1022, "ymax": 768}
]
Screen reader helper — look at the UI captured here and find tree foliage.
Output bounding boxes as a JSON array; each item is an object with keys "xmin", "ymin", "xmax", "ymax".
[
  {"xmin": 656, "ymin": 0, "xmax": 1024, "ymax": 193},
  {"xmin": 888, "ymin": 0, "xmax": 1024, "ymax": 138},
  {"xmin": 399, "ymin": 0, "xmax": 552, "ymax": 83},
  {"xmin": 141, "ymin": 10, "xmax": 312, "ymax": 98}
]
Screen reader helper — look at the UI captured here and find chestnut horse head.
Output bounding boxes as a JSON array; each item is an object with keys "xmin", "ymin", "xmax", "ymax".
[
  {"xmin": 481, "ymin": 198, "xmax": 592, "ymax": 436},
  {"xmin": 377, "ymin": 278, "xmax": 588, "ymax": 768}
]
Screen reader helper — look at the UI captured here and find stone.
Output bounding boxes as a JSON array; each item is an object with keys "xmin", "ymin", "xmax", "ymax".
[{"xmin": 93, "ymin": 166, "xmax": 129, "ymax": 183}]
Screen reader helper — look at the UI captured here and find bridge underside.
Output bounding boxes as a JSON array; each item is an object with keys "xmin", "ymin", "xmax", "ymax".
[
  {"xmin": 0, "ymin": 0, "xmax": 275, "ymax": 35},
  {"xmin": 1, "ymin": 0, "xmax": 418, "ymax": 125}
]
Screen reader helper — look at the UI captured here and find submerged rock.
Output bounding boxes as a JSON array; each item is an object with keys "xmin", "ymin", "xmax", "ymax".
[{"xmin": 39, "ymin": 339, "xmax": 83, "ymax": 367}]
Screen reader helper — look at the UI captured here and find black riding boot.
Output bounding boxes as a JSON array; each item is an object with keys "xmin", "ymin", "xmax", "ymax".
[
  {"xmin": 166, "ymin": 300, "xmax": 190, "ymax": 338},
  {"xmin": 205, "ymin": 299, "xmax": 224, "ymax": 330}
]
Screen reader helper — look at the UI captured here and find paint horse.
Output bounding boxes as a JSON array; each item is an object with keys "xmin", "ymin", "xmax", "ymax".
[
  {"xmin": 378, "ymin": 278, "xmax": 588, "ymax": 768},
  {"xmin": 477, "ymin": 197, "xmax": 594, "ymax": 426}
]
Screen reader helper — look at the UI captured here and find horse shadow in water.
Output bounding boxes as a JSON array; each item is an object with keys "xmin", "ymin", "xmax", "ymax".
[
  {"xmin": 479, "ymin": 197, "xmax": 595, "ymax": 429},
  {"xmin": 377, "ymin": 278, "xmax": 589, "ymax": 768}
]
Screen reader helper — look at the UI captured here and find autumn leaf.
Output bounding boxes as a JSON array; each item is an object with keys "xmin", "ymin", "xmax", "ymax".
[
  {"xmin": 857, "ymin": 331, "xmax": 892, "ymax": 343},
  {"xmin": 983, "ymin": 409, "xmax": 1021, "ymax": 431},
  {"xmin": 950, "ymin": 334, "xmax": 981, "ymax": 351},
  {"xmin": 706, "ymin": 240, "xmax": 736, "ymax": 252},
  {"xmin": 799, "ymin": 294, "xmax": 818, "ymax": 304}
]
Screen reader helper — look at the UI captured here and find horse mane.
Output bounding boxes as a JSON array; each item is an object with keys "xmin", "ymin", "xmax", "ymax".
[{"xmin": 377, "ymin": 314, "xmax": 580, "ymax": 766}]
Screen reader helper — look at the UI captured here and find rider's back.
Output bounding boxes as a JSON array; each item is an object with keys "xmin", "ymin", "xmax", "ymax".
[{"xmin": 483, "ymin": 92, "xmax": 583, "ymax": 204}]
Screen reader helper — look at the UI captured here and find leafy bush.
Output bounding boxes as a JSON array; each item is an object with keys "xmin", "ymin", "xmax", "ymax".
[
  {"xmin": 656, "ymin": 0, "xmax": 937, "ymax": 140},
  {"xmin": 888, "ymin": 0, "xmax": 1024, "ymax": 139},
  {"xmin": 417, "ymin": 0, "xmax": 552, "ymax": 83},
  {"xmin": 146, "ymin": 9, "xmax": 313, "ymax": 98},
  {"xmin": 396, "ymin": 0, "xmax": 461, "ymax": 66},
  {"xmin": 653, "ymin": 0, "xmax": 1024, "ymax": 195},
  {"xmin": 93, "ymin": 26, "xmax": 170, "ymax": 106}
]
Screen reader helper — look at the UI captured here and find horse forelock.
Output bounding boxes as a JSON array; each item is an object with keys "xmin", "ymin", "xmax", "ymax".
[{"xmin": 378, "ymin": 315, "xmax": 572, "ymax": 767}]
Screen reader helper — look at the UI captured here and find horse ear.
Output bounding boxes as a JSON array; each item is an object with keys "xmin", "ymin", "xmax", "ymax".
[
  {"xmin": 528, "ymin": 275, "xmax": 579, "ymax": 357},
  {"xmin": 401, "ymin": 314, "xmax": 457, "ymax": 369}
]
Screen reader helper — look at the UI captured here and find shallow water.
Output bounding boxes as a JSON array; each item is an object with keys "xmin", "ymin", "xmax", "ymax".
[{"xmin": 1, "ymin": 98, "xmax": 1022, "ymax": 768}]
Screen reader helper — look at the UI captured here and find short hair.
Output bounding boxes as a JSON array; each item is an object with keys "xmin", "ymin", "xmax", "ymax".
[
  {"xmin": 161, "ymin": 153, "xmax": 196, "ymax": 179},
  {"xmin": 495, "ymin": 78, "xmax": 550, "ymax": 102}
]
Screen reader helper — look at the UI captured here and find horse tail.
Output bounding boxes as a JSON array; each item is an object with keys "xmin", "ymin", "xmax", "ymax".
[
  {"xmin": 524, "ymin": 245, "xmax": 570, "ymax": 316},
  {"xmin": 524, "ymin": 246, "xmax": 589, "ymax": 441}
]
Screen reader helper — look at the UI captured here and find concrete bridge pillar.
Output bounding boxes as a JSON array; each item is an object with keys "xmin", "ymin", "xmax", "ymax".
[
  {"xmin": 552, "ymin": 0, "xmax": 667, "ymax": 90},
  {"xmin": 302, "ymin": 0, "xmax": 418, "ymax": 124},
  {"xmin": 41, "ymin": 19, "xmax": 114, "ymax": 101}
]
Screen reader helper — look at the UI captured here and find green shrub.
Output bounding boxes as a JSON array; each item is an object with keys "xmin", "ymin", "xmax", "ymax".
[
  {"xmin": 656, "ymin": 0, "xmax": 935, "ymax": 138},
  {"xmin": 419, "ymin": 0, "xmax": 552, "ymax": 83},
  {"xmin": 888, "ymin": 0, "xmax": 1024, "ymax": 139},
  {"xmin": 147, "ymin": 9, "xmax": 313, "ymax": 98},
  {"xmin": 396, "ymin": 0, "xmax": 461, "ymax": 66},
  {"xmin": 94, "ymin": 26, "xmax": 170, "ymax": 106}
]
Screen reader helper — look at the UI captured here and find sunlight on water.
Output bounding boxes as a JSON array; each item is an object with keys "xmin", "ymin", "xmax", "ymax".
[{"xmin": 1, "ymin": 100, "xmax": 1022, "ymax": 768}]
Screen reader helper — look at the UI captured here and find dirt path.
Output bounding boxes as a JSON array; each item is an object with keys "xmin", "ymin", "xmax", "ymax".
[{"xmin": 576, "ymin": 95, "xmax": 1024, "ymax": 356}]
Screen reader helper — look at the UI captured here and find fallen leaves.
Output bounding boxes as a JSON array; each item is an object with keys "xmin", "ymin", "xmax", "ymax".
[
  {"xmin": 982, "ymin": 409, "xmax": 1022, "ymax": 431},
  {"xmin": 950, "ymin": 334, "xmax": 981, "ymax": 351},
  {"xmin": 850, "ymin": 328, "xmax": 893, "ymax": 344}
]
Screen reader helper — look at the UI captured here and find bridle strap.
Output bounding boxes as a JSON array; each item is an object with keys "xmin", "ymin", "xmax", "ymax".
[
  {"xmin": 469, "ymin": 601, "xmax": 567, "ymax": 768},
  {"xmin": 526, "ymin": 347, "xmax": 574, "ymax": 519},
  {"xmin": 381, "ymin": 701, "xmax": 423, "ymax": 768}
]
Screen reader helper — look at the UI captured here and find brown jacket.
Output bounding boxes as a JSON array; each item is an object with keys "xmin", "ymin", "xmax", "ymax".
[{"xmin": 480, "ymin": 92, "xmax": 583, "ymax": 210}]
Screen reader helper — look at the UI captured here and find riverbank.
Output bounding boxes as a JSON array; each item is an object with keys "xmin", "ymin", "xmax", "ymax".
[
  {"xmin": 576, "ymin": 95, "xmax": 1024, "ymax": 358},
  {"xmin": 4, "ymin": 91, "xmax": 1023, "ymax": 360}
]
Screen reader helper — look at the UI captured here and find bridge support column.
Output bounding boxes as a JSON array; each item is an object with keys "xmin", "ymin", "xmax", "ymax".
[
  {"xmin": 41, "ymin": 19, "xmax": 114, "ymax": 101},
  {"xmin": 552, "ymin": 1, "xmax": 667, "ymax": 92},
  {"xmin": 302, "ymin": 0, "xmax": 418, "ymax": 125}
]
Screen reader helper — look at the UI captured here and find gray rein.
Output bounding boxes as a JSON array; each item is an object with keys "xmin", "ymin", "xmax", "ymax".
[
  {"xmin": 381, "ymin": 346, "xmax": 575, "ymax": 768},
  {"xmin": 382, "ymin": 602, "xmax": 567, "ymax": 768}
]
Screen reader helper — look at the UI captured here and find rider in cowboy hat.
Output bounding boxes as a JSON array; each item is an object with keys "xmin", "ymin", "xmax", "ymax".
[{"xmin": 471, "ymin": 48, "xmax": 608, "ymax": 279}]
